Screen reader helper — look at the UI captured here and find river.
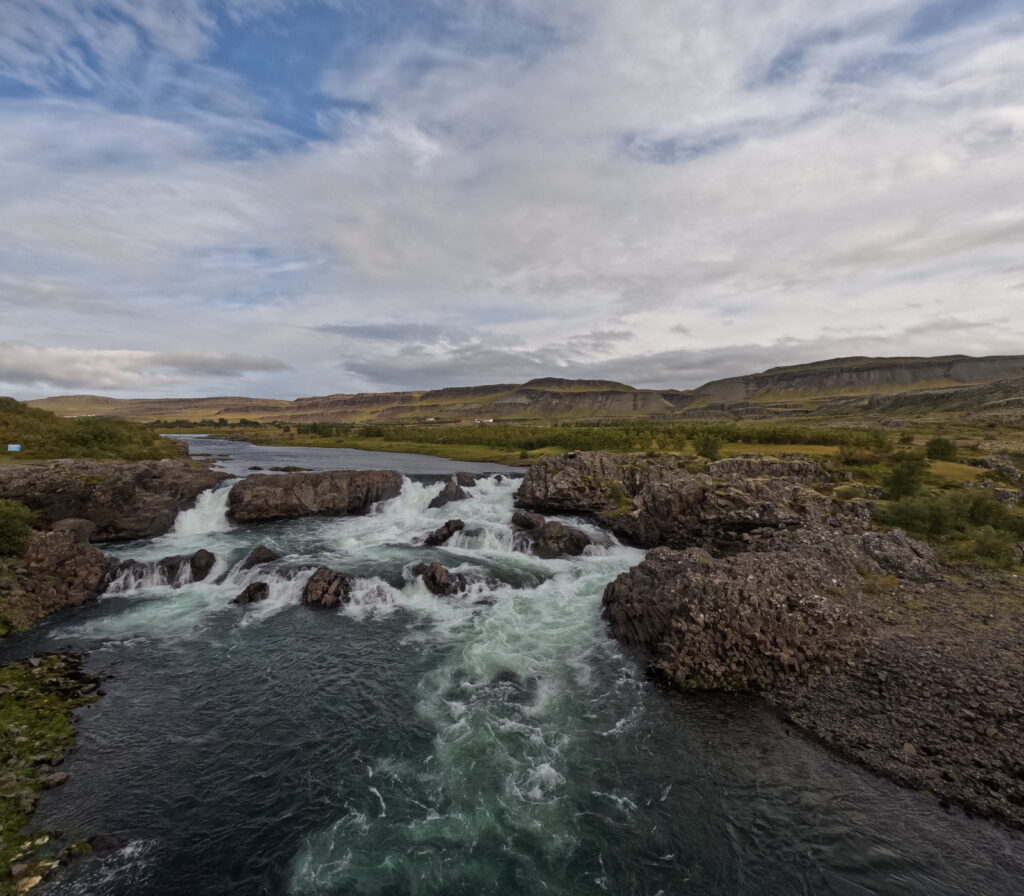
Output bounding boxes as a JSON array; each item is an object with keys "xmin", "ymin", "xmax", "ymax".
[{"xmin": 1, "ymin": 442, "xmax": 1021, "ymax": 894}]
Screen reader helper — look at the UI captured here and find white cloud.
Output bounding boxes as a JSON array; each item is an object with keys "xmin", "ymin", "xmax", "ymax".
[
  {"xmin": 0, "ymin": 342, "xmax": 289, "ymax": 392},
  {"xmin": 1, "ymin": 0, "xmax": 1023, "ymax": 398}
]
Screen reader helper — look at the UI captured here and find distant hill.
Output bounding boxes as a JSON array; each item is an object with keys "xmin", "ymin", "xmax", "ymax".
[{"xmin": 27, "ymin": 355, "xmax": 1024, "ymax": 424}]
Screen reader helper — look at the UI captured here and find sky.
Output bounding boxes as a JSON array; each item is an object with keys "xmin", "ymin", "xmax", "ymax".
[{"xmin": 2, "ymin": 0, "xmax": 1023, "ymax": 399}]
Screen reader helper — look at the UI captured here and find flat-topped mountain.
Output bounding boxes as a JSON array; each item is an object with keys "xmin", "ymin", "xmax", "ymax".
[{"xmin": 27, "ymin": 354, "xmax": 1024, "ymax": 423}]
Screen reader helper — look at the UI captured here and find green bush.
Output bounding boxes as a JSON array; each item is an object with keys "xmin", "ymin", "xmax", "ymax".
[
  {"xmin": 0, "ymin": 499, "xmax": 34, "ymax": 557},
  {"xmin": 874, "ymin": 490, "xmax": 1024, "ymax": 568},
  {"xmin": 693, "ymin": 433, "xmax": 721, "ymax": 461},
  {"xmin": 837, "ymin": 445, "xmax": 882, "ymax": 465},
  {"xmin": 0, "ymin": 396, "xmax": 180, "ymax": 462},
  {"xmin": 925, "ymin": 437, "xmax": 958, "ymax": 461},
  {"xmin": 885, "ymin": 455, "xmax": 927, "ymax": 499},
  {"xmin": 971, "ymin": 526, "xmax": 1019, "ymax": 568}
]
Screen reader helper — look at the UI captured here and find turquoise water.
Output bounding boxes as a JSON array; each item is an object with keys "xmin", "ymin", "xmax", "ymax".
[{"xmin": 3, "ymin": 470, "xmax": 1021, "ymax": 895}]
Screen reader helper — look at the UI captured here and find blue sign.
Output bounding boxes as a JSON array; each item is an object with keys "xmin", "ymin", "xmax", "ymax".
[{"xmin": 7, "ymin": 444, "xmax": 21, "ymax": 452}]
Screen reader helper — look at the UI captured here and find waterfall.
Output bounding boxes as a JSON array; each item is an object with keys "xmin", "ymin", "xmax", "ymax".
[{"xmin": 172, "ymin": 482, "xmax": 234, "ymax": 536}]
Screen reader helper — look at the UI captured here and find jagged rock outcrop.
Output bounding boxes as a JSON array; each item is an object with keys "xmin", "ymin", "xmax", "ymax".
[
  {"xmin": 158, "ymin": 549, "xmax": 216, "ymax": 583},
  {"xmin": 511, "ymin": 511, "xmax": 591, "ymax": 559},
  {"xmin": 109, "ymin": 548, "xmax": 218, "ymax": 590},
  {"xmin": 455, "ymin": 472, "xmax": 479, "ymax": 487},
  {"xmin": 428, "ymin": 479, "xmax": 468, "ymax": 509},
  {"xmin": 233, "ymin": 582, "xmax": 269, "ymax": 605},
  {"xmin": 0, "ymin": 460, "xmax": 228, "ymax": 540},
  {"xmin": 411, "ymin": 561, "xmax": 466, "ymax": 595},
  {"xmin": 0, "ymin": 531, "xmax": 117, "ymax": 632},
  {"xmin": 601, "ymin": 528, "xmax": 936, "ymax": 691},
  {"xmin": 50, "ymin": 518, "xmax": 97, "ymax": 544},
  {"xmin": 516, "ymin": 452, "xmax": 862, "ymax": 550},
  {"xmin": 424, "ymin": 519, "xmax": 465, "ymax": 547},
  {"xmin": 301, "ymin": 567, "xmax": 354, "ymax": 608},
  {"xmin": 240, "ymin": 544, "xmax": 282, "ymax": 570},
  {"xmin": 227, "ymin": 470, "xmax": 402, "ymax": 523}
]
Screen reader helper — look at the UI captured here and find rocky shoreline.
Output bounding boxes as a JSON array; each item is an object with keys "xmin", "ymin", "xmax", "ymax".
[
  {"xmin": 1, "ymin": 450, "xmax": 1022, "ymax": 864},
  {"xmin": 0, "ymin": 653, "xmax": 102, "ymax": 895},
  {"xmin": 519, "ymin": 452, "xmax": 1024, "ymax": 829}
]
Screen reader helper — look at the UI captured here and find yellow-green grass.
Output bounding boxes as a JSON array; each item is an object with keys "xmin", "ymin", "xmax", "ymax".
[
  {"xmin": 254, "ymin": 436, "xmax": 539, "ymax": 466},
  {"xmin": 928, "ymin": 459, "xmax": 985, "ymax": 483},
  {"xmin": 719, "ymin": 443, "xmax": 839, "ymax": 457}
]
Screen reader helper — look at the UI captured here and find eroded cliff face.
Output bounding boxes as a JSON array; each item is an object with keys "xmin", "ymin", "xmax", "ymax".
[
  {"xmin": 0, "ymin": 529, "xmax": 118, "ymax": 633},
  {"xmin": 690, "ymin": 355, "xmax": 1024, "ymax": 404},
  {"xmin": 0, "ymin": 460, "xmax": 228, "ymax": 540},
  {"xmin": 521, "ymin": 450, "xmax": 1024, "ymax": 829},
  {"xmin": 515, "ymin": 452, "xmax": 860, "ymax": 551},
  {"xmin": 226, "ymin": 469, "xmax": 403, "ymax": 523}
]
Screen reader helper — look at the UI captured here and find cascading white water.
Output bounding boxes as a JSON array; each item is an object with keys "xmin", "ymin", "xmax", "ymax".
[
  {"xmin": 38, "ymin": 467, "xmax": 1024, "ymax": 896},
  {"xmin": 171, "ymin": 482, "xmax": 235, "ymax": 536}
]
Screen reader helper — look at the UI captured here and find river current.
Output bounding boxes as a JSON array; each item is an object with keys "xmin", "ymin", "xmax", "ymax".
[{"xmin": 2, "ymin": 442, "xmax": 1022, "ymax": 894}]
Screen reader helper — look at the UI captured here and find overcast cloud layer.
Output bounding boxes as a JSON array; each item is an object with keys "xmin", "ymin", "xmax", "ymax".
[{"xmin": 2, "ymin": 0, "xmax": 1023, "ymax": 398}]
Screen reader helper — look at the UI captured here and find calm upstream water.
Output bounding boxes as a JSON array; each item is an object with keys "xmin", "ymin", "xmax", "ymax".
[{"xmin": 1, "ymin": 443, "xmax": 1022, "ymax": 894}]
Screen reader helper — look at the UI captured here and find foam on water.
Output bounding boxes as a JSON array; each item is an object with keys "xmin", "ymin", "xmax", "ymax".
[
  {"xmin": 31, "ymin": 467, "xmax": 1024, "ymax": 896},
  {"xmin": 171, "ymin": 482, "xmax": 235, "ymax": 536}
]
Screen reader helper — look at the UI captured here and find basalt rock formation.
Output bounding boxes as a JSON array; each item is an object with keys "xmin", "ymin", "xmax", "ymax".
[
  {"xmin": 516, "ymin": 452, "xmax": 859, "ymax": 551},
  {"xmin": 227, "ymin": 470, "xmax": 403, "ymax": 524},
  {"xmin": 301, "ymin": 567, "xmax": 354, "ymax": 609},
  {"xmin": 511, "ymin": 511, "xmax": 592, "ymax": 559},
  {"xmin": 428, "ymin": 479, "xmax": 468, "ymax": 509},
  {"xmin": 240, "ymin": 544, "xmax": 283, "ymax": 570},
  {"xmin": 233, "ymin": 582, "xmax": 270, "ymax": 605},
  {"xmin": 567, "ymin": 448, "xmax": 1023, "ymax": 828},
  {"xmin": 0, "ymin": 460, "xmax": 228, "ymax": 540},
  {"xmin": 602, "ymin": 528, "xmax": 937, "ymax": 691},
  {"xmin": 0, "ymin": 530, "xmax": 118, "ymax": 632},
  {"xmin": 424, "ymin": 519, "xmax": 465, "ymax": 547},
  {"xmin": 411, "ymin": 561, "xmax": 466, "ymax": 596}
]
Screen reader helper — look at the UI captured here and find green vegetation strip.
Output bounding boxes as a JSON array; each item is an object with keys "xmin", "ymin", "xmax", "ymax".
[
  {"xmin": 1, "ymin": 654, "xmax": 99, "ymax": 894},
  {"xmin": 1, "ymin": 397, "xmax": 181, "ymax": 463}
]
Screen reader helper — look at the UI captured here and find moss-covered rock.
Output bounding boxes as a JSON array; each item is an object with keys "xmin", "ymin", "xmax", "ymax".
[{"xmin": 1, "ymin": 653, "xmax": 100, "ymax": 895}]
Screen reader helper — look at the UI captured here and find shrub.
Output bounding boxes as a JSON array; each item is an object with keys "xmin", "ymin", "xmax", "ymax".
[
  {"xmin": 898, "ymin": 433, "xmax": 915, "ymax": 445},
  {"xmin": 885, "ymin": 455, "xmax": 927, "ymax": 499},
  {"xmin": 0, "ymin": 499, "xmax": 34, "ymax": 557},
  {"xmin": 925, "ymin": 437, "xmax": 958, "ymax": 461},
  {"xmin": 837, "ymin": 445, "xmax": 882, "ymax": 466},
  {"xmin": 693, "ymin": 433, "xmax": 721, "ymax": 461},
  {"xmin": 971, "ymin": 526, "xmax": 1019, "ymax": 568}
]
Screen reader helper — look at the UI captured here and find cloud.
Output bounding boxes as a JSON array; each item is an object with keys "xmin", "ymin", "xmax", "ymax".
[
  {"xmin": 0, "ymin": 342, "xmax": 289, "ymax": 392},
  {"xmin": 313, "ymin": 322, "xmax": 469, "ymax": 343},
  {"xmin": 1, "ymin": 1, "xmax": 1023, "ymax": 398}
]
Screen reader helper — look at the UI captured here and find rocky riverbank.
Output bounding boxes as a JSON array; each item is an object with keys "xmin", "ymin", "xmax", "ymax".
[
  {"xmin": 226, "ymin": 469, "xmax": 403, "ymax": 523},
  {"xmin": 0, "ymin": 460, "xmax": 227, "ymax": 541},
  {"xmin": 521, "ymin": 451, "xmax": 1024, "ymax": 829},
  {"xmin": 0, "ymin": 653, "xmax": 101, "ymax": 895}
]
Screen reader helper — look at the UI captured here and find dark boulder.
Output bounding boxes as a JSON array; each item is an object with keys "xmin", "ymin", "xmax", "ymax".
[
  {"xmin": 227, "ymin": 470, "xmax": 402, "ymax": 523},
  {"xmin": 424, "ymin": 519, "xmax": 465, "ymax": 547},
  {"xmin": 240, "ymin": 544, "xmax": 283, "ymax": 570},
  {"xmin": 0, "ymin": 459, "xmax": 228, "ymax": 540},
  {"xmin": 511, "ymin": 511, "xmax": 545, "ymax": 531},
  {"xmin": 455, "ymin": 472, "xmax": 479, "ymax": 487},
  {"xmin": 411, "ymin": 561, "xmax": 466, "ymax": 596},
  {"xmin": 302, "ymin": 567, "xmax": 354, "ymax": 609},
  {"xmin": 533, "ymin": 521, "xmax": 591, "ymax": 559},
  {"xmin": 428, "ymin": 479, "xmax": 468, "ymax": 509},
  {"xmin": 189, "ymin": 549, "xmax": 216, "ymax": 581},
  {"xmin": 233, "ymin": 582, "xmax": 269, "ymax": 605},
  {"xmin": 155, "ymin": 549, "xmax": 217, "ymax": 585},
  {"xmin": 512, "ymin": 510, "xmax": 591, "ymax": 558}
]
